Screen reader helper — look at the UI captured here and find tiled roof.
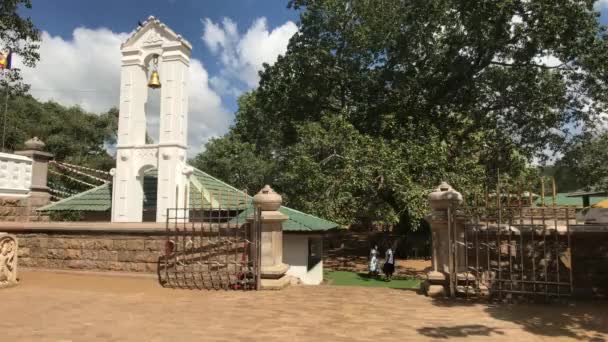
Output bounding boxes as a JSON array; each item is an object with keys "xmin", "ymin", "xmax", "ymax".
[{"xmin": 38, "ymin": 166, "xmax": 339, "ymax": 232}]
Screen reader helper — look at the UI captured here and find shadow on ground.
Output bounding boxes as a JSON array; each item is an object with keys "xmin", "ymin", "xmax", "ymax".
[
  {"xmin": 417, "ymin": 324, "xmax": 505, "ymax": 339},
  {"xmin": 426, "ymin": 297, "xmax": 608, "ymax": 341}
]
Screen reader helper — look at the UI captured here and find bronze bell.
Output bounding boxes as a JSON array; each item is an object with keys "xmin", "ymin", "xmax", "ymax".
[{"xmin": 148, "ymin": 70, "xmax": 161, "ymax": 89}]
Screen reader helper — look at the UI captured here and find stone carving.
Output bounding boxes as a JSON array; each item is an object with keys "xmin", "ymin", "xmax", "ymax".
[
  {"xmin": 143, "ymin": 31, "xmax": 163, "ymax": 46},
  {"xmin": 0, "ymin": 233, "xmax": 18, "ymax": 288},
  {"xmin": 253, "ymin": 185, "xmax": 282, "ymax": 211},
  {"xmin": 24, "ymin": 137, "xmax": 45, "ymax": 151}
]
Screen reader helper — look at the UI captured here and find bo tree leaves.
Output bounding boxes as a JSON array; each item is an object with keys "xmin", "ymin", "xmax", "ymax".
[
  {"xmin": 559, "ymin": 132, "xmax": 608, "ymax": 192},
  {"xmin": 195, "ymin": 0, "xmax": 608, "ymax": 228}
]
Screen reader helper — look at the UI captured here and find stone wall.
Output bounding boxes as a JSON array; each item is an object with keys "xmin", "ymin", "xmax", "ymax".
[
  {"xmin": 17, "ymin": 233, "xmax": 165, "ymax": 273},
  {"xmin": 0, "ymin": 197, "xmax": 49, "ymax": 222},
  {"xmin": 1, "ymin": 224, "xmax": 167, "ymax": 273}
]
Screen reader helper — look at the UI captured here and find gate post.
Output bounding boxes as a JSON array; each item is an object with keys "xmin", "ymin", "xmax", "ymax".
[
  {"xmin": 251, "ymin": 185, "xmax": 290, "ymax": 290},
  {"xmin": 423, "ymin": 182, "xmax": 463, "ymax": 297}
]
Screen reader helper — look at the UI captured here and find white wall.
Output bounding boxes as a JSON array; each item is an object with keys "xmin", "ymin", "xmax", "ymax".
[
  {"xmin": 0, "ymin": 152, "xmax": 32, "ymax": 196},
  {"xmin": 283, "ymin": 234, "xmax": 323, "ymax": 285}
]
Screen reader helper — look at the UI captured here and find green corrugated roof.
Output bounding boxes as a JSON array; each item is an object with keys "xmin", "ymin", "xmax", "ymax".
[
  {"xmin": 42, "ymin": 183, "xmax": 113, "ymax": 212},
  {"xmin": 535, "ymin": 193, "xmax": 608, "ymax": 207},
  {"xmin": 231, "ymin": 206, "xmax": 339, "ymax": 232},
  {"xmin": 39, "ymin": 166, "xmax": 338, "ymax": 232}
]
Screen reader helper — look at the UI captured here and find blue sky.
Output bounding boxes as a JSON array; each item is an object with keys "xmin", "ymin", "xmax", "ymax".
[
  {"xmin": 16, "ymin": 1, "xmax": 608, "ymax": 154},
  {"xmin": 19, "ymin": 0, "xmax": 300, "ymax": 153},
  {"xmin": 26, "ymin": 1, "xmax": 298, "ymax": 113}
]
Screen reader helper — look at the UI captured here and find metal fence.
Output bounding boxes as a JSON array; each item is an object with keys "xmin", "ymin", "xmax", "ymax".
[
  {"xmin": 453, "ymin": 203, "xmax": 574, "ymax": 299},
  {"xmin": 157, "ymin": 191, "xmax": 261, "ymax": 290}
]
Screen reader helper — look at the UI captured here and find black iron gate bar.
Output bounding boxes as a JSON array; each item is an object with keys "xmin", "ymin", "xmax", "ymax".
[
  {"xmin": 454, "ymin": 208, "xmax": 573, "ymax": 296},
  {"xmin": 457, "ymin": 190, "xmax": 574, "ymax": 299},
  {"xmin": 159, "ymin": 189, "xmax": 260, "ymax": 290}
]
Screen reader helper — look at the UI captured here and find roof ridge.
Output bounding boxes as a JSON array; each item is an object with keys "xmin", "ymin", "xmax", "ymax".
[
  {"xmin": 38, "ymin": 183, "xmax": 110, "ymax": 211},
  {"xmin": 280, "ymin": 205, "xmax": 337, "ymax": 226},
  {"xmin": 189, "ymin": 165, "xmax": 253, "ymax": 198}
]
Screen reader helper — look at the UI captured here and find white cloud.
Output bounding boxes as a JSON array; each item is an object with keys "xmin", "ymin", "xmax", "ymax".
[
  {"xmin": 595, "ymin": 0, "xmax": 608, "ymax": 10},
  {"xmin": 202, "ymin": 17, "xmax": 298, "ymax": 92},
  {"xmin": 15, "ymin": 27, "xmax": 230, "ymax": 155}
]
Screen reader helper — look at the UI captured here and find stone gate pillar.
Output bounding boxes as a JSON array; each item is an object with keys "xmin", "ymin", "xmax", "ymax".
[
  {"xmin": 423, "ymin": 182, "xmax": 463, "ymax": 297},
  {"xmin": 251, "ymin": 185, "xmax": 290, "ymax": 290},
  {"xmin": 15, "ymin": 137, "xmax": 53, "ymax": 209}
]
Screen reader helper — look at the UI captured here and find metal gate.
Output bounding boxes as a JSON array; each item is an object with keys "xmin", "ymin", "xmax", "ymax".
[
  {"xmin": 451, "ymin": 198, "xmax": 574, "ymax": 299},
  {"xmin": 158, "ymin": 190, "xmax": 261, "ymax": 290}
]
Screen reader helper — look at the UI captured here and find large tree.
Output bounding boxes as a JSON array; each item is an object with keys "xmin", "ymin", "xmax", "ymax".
[
  {"xmin": 558, "ymin": 132, "xmax": 608, "ymax": 192},
  {"xmin": 196, "ymin": 0, "xmax": 608, "ymax": 227}
]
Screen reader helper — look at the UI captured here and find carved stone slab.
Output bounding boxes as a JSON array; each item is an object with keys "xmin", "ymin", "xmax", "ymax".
[{"xmin": 0, "ymin": 233, "xmax": 18, "ymax": 288}]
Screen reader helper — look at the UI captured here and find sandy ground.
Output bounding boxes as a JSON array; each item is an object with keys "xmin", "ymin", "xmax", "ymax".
[{"xmin": 1, "ymin": 270, "xmax": 607, "ymax": 341}]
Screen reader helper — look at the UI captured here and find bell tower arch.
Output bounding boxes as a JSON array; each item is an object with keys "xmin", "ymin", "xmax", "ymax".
[{"xmin": 111, "ymin": 16, "xmax": 193, "ymax": 222}]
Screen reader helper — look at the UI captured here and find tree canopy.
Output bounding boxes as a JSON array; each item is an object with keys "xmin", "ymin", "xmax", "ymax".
[
  {"xmin": 192, "ymin": 0, "xmax": 608, "ymax": 228},
  {"xmin": 3, "ymin": 95, "xmax": 117, "ymax": 195},
  {"xmin": 558, "ymin": 131, "xmax": 608, "ymax": 192}
]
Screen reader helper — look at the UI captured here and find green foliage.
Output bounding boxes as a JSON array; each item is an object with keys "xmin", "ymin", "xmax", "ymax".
[
  {"xmin": 2, "ymin": 95, "xmax": 117, "ymax": 194},
  {"xmin": 0, "ymin": 0, "xmax": 41, "ymax": 93},
  {"xmin": 558, "ymin": 132, "xmax": 608, "ymax": 191},
  {"xmin": 195, "ymin": 0, "xmax": 608, "ymax": 228},
  {"xmin": 49, "ymin": 210, "xmax": 82, "ymax": 222},
  {"xmin": 190, "ymin": 133, "xmax": 273, "ymax": 194}
]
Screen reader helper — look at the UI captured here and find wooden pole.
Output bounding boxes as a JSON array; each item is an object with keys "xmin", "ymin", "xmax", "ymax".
[
  {"xmin": 541, "ymin": 178, "xmax": 545, "ymax": 207},
  {"xmin": 552, "ymin": 177, "xmax": 557, "ymax": 208}
]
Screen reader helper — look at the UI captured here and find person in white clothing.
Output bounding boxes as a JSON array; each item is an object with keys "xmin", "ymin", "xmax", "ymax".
[{"xmin": 369, "ymin": 245, "xmax": 379, "ymax": 276}]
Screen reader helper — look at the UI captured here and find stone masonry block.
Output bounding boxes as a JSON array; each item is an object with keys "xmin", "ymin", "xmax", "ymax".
[
  {"xmin": 113, "ymin": 240, "xmax": 128, "ymax": 251},
  {"xmin": 65, "ymin": 238, "xmax": 83, "ymax": 249},
  {"xmin": 81, "ymin": 249, "xmax": 98, "ymax": 260},
  {"xmin": 17, "ymin": 247, "xmax": 30, "ymax": 258},
  {"xmin": 18, "ymin": 257, "xmax": 31, "ymax": 267},
  {"xmin": 127, "ymin": 262, "xmax": 146, "ymax": 272},
  {"xmin": 47, "ymin": 238, "xmax": 65, "ymax": 249},
  {"xmin": 126, "ymin": 240, "xmax": 145, "ymax": 251},
  {"xmin": 108, "ymin": 262, "xmax": 124, "ymax": 271},
  {"xmin": 84, "ymin": 239, "xmax": 114, "ymax": 250},
  {"xmin": 47, "ymin": 249, "xmax": 65, "ymax": 259},
  {"xmin": 65, "ymin": 249, "xmax": 81, "ymax": 260},
  {"xmin": 118, "ymin": 251, "xmax": 134, "ymax": 262},
  {"xmin": 144, "ymin": 239, "xmax": 164, "ymax": 252},
  {"xmin": 97, "ymin": 250, "xmax": 118, "ymax": 262},
  {"xmin": 145, "ymin": 262, "xmax": 158, "ymax": 273},
  {"xmin": 30, "ymin": 248, "xmax": 46, "ymax": 259},
  {"xmin": 134, "ymin": 251, "xmax": 157, "ymax": 263},
  {"xmin": 31, "ymin": 257, "xmax": 48, "ymax": 268},
  {"xmin": 47, "ymin": 259, "xmax": 65, "ymax": 269},
  {"xmin": 66, "ymin": 260, "xmax": 84, "ymax": 269}
]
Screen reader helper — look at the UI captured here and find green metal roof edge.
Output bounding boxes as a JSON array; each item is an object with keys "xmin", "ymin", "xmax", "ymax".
[
  {"xmin": 279, "ymin": 206, "xmax": 339, "ymax": 231},
  {"xmin": 191, "ymin": 167, "xmax": 252, "ymax": 197},
  {"xmin": 36, "ymin": 165, "xmax": 340, "ymax": 231},
  {"xmin": 38, "ymin": 183, "xmax": 111, "ymax": 212},
  {"xmin": 189, "ymin": 166, "xmax": 338, "ymax": 231}
]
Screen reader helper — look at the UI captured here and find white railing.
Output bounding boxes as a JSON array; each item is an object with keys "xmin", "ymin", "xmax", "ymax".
[{"xmin": 0, "ymin": 152, "xmax": 32, "ymax": 196}]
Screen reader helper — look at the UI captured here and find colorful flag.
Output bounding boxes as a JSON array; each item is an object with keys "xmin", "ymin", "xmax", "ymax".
[{"xmin": 0, "ymin": 51, "xmax": 12, "ymax": 70}]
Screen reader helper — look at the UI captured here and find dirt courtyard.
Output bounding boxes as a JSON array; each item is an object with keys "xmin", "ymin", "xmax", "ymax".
[{"xmin": 2, "ymin": 271, "xmax": 607, "ymax": 341}]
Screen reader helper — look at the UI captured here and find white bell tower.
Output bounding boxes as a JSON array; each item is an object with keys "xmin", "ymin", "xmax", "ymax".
[{"xmin": 111, "ymin": 16, "xmax": 193, "ymax": 223}]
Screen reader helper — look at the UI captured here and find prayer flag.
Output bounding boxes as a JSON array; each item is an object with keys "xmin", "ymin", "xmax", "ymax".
[{"xmin": 0, "ymin": 51, "xmax": 12, "ymax": 70}]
